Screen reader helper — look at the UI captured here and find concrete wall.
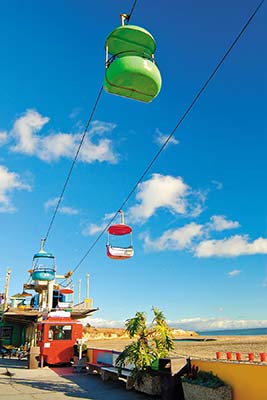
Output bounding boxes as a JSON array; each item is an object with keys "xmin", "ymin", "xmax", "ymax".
[{"xmin": 192, "ymin": 359, "xmax": 267, "ymax": 400}]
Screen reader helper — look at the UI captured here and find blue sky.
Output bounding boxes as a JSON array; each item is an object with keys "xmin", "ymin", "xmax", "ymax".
[{"xmin": 0, "ymin": 0, "xmax": 266, "ymax": 331}]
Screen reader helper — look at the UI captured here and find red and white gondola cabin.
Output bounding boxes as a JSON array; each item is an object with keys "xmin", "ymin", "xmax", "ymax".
[{"xmin": 106, "ymin": 223, "xmax": 134, "ymax": 260}]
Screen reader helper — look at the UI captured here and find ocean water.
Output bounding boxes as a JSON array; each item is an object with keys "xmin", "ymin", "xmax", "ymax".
[{"xmin": 198, "ymin": 327, "xmax": 267, "ymax": 336}]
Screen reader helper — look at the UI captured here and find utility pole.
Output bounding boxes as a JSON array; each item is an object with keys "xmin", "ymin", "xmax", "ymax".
[
  {"xmin": 86, "ymin": 273, "xmax": 90, "ymax": 299},
  {"xmin": 47, "ymin": 280, "xmax": 54, "ymax": 311},
  {"xmin": 4, "ymin": 269, "xmax": 11, "ymax": 311},
  {"xmin": 71, "ymin": 283, "xmax": 74, "ymax": 304},
  {"xmin": 78, "ymin": 279, "xmax": 81, "ymax": 305}
]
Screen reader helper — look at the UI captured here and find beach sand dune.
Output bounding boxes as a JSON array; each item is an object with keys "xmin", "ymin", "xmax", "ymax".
[{"xmin": 85, "ymin": 335, "xmax": 267, "ymax": 361}]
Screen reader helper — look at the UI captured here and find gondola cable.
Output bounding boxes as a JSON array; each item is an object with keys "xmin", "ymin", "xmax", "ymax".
[
  {"xmin": 43, "ymin": 0, "xmax": 140, "ymax": 245},
  {"xmin": 127, "ymin": 0, "xmax": 138, "ymax": 23},
  {"xmin": 68, "ymin": 0, "xmax": 265, "ymax": 276},
  {"xmin": 44, "ymin": 85, "xmax": 103, "ymax": 244}
]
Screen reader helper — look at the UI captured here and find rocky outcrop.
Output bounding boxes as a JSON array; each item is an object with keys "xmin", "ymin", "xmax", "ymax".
[
  {"xmin": 82, "ymin": 327, "xmax": 197, "ymax": 340},
  {"xmin": 172, "ymin": 328, "xmax": 198, "ymax": 337},
  {"xmin": 82, "ymin": 327, "xmax": 129, "ymax": 340}
]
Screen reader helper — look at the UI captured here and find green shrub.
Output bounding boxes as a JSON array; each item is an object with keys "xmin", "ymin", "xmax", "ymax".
[
  {"xmin": 183, "ymin": 366, "xmax": 225, "ymax": 389},
  {"xmin": 115, "ymin": 307, "xmax": 174, "ymax": 383}
]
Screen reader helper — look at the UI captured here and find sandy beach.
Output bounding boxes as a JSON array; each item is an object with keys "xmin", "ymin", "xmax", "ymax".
[{"xmin": 85, "ymin": 335, "xmax": 267, "ymax": 361}]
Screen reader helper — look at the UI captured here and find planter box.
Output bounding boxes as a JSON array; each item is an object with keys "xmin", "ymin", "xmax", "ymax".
[
  {"xmin": 134, "ymin": 374, "xmax": 161, "ymax": 396},
  {"xmin": 182, "ymin": 382, "xmax": 232, "ymax": 400}
]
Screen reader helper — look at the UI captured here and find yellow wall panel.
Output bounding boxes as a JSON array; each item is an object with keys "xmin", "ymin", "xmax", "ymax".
[{"xmin": 192, "ymin": 359, "xmax": 267, "ymax": 400}]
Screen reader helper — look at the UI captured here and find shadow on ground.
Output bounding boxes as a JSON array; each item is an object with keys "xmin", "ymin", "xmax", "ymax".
[
  {"xmin": 0, "ymin": 357, "xmax": 27, "ymax": 369},
  {"xmin": 66, "ymin": 372, "xmax": 159, "ymax": 399},
  {"xmin": 0, "ymin": 361, "xmax": 157, "ymax": 400},
  {"xmin": 2, "ymin": 374, "xmax": 156, "ymax": 399}
]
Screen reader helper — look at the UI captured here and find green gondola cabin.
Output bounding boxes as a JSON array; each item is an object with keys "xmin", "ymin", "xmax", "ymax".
[{"xmin": 104, "ymin": 15, "xmax": 162, "ymax": 103}]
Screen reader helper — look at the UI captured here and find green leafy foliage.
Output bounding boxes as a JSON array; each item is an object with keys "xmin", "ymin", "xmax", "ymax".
[
  {"xmin": 116, "ymin": 307, "xmax": 174, "ymax": 383},
  {"xmin": 183, "ymin": 366, "xmax": 225, "ymax": 389},
  {"xmin": 125, "ymin": 312, "xmax": 147, "ymax": 338}
]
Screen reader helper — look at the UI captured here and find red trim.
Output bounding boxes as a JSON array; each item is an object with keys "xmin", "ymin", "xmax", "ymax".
[
  {"xmin": 108, "ymin": 224, "xmax": 132, "ymax": 235},
  {"xmin": 59, "ymin": 288, "xmax": 73, "ymax": 295}
]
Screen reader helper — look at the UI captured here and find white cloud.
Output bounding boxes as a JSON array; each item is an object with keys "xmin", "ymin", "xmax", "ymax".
[
  {"xmin": 80, "ymin": 316, "xmax": 124, "ymax": 328},
  {"xmin": 212, "ymin": 180, "xmax": 223, "ymax": 190},
  {"xmin": 168, "ymin": 317, "xmax": 267, "ymax": 331},
  {"xmin": 59, "ymin": 206, "xmax": 79, "ymax": 215},
  {"xmin": 228, "ymin": 269, "xmax": 241, "ymax": 277},
  {"xmin": 39, "ymin": 133, "xmax": 77, "ymax": 161},
  {"xmin": 188, "ymin": 190, "xmax": 207, "ymax": 217},
  {"xmin": 11, "ymin": 109, "xmax": 49, "ymax": 154},
  {"xmin": 10, "ymin": 109, "xmax": 118, "ymax": 163},
  {"xmin": 195, "ymin": 235, "xmax": 267, "ymax": 258},
  {"xmin": 0, "ymin": 131, "xmax": 8, "ymax": 146},
  {"xmin": 142, "ymin": 223, "xmax": 203, "ymax": 252},
  {"xmin": 87, "ymin": 120, "xmax": 116, "ymax": 137},
  {"xmin": 209, "ymin": 215, "xmax": 240, "ymax": 232},
  {"xmin": 79, "ymin": 137, "xmax": 117, "ymax": 163},
  {"xmin": 82, "ymin": 223, "xmax": 103, "ymax": 236},
  {"xmin": 0, "ymin": 165, "xmax": 31, "ymax": 212},
  {"xmin": 44, "ymin": 198, "xmax": 58, "ymax": 210},
  {"xmin": 69, "ymin": 107, "xmax": 83, "ymax": 119},
  {"xmin": 82, "ymin": 212, "xmax": 116, "ymax": 236},
  {"xmin": 81, "ymin": 315, "xmax": 267, "ymax": 330},
  {"xmin": 154, "ymin": 129, "xmax": 179, "ymax": 147},
  {"xmin": 128, "ymin": 174, "xmax": 203, "ymax": 223},
  {"xmin": 45, "ymin": 197, "xmax": 79, "ymax": 215},
  {"xmin": 189, "ymin": 203, "xmax": 203, "ymax": 218}
]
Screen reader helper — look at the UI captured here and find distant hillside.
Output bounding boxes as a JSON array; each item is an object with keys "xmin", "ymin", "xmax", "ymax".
[
  {"xmin": 83, "ymin": 326, "xmax": 197, "ymax": 340},
  {"xmin": 172, "ymin": 328, "xmax": 198, "ymax": 337}
]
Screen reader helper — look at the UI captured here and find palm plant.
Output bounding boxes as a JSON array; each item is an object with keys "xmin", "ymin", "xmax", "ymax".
[{"xmin": 116, "ymin": 307, "xmax": 174, "ymax": 382}]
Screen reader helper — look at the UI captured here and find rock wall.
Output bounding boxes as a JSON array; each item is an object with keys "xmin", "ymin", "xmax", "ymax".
[{"xmin": 182, "ymin": 383, "xmax": 232, "ymax": 400}]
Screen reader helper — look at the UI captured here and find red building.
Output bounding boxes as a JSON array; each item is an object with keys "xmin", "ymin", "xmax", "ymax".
[{"xmin": 37, "ymin": 314, "xmax": 83, "ymax": 365}]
